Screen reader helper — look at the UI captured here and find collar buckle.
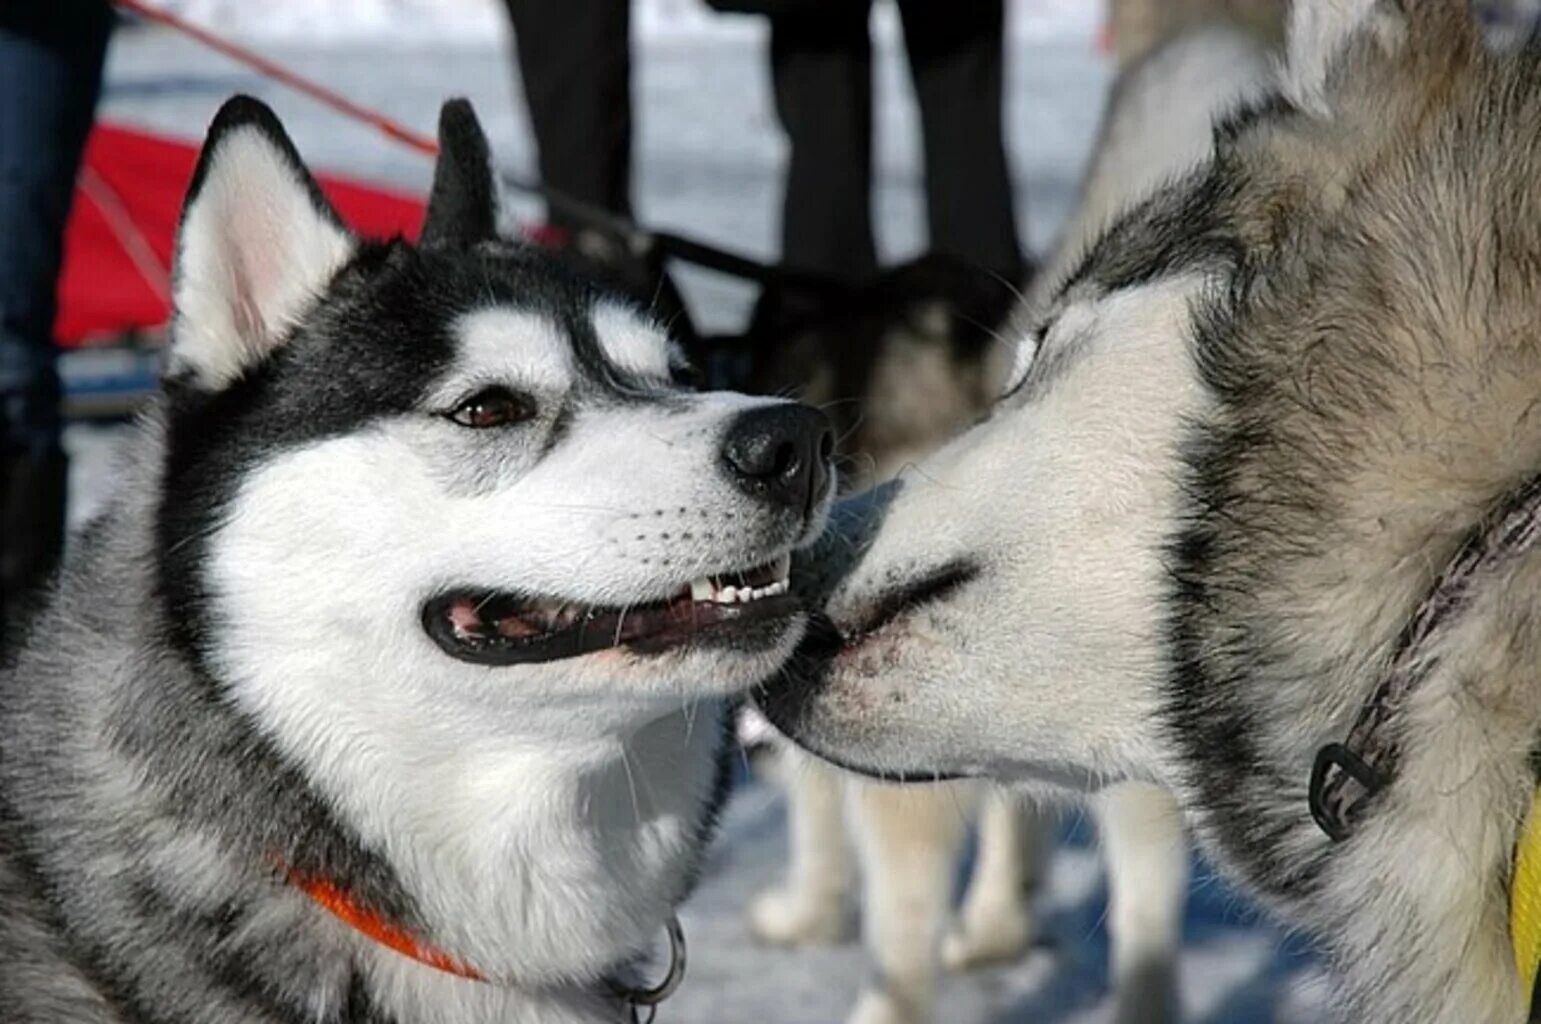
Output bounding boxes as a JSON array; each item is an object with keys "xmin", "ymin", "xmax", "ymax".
[{"xmin": 1309, "ymin": 741, "xmax": 1389, "ymax": 842}]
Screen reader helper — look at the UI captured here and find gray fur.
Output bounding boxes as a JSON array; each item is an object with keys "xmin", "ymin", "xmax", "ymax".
[{"xmin": 0, "ymin": 96, "xmax": 830, "ymax": 1024}]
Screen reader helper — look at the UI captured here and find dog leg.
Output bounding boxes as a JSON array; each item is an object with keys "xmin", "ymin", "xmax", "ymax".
[
  {"xmin": 1097, "ymin": 781, "xmax": 1188, "ymax": 1024},
  {"xmin": 749, "ymin": 746, "xmax": 856, "ymax": 946},
  {"xmin": 845, "ymin": 781, "xmax": 975, "ymax": 1024},
  {"xmin": 941, "ymin": 786, "xmax": 1041, "ymax": 972}
]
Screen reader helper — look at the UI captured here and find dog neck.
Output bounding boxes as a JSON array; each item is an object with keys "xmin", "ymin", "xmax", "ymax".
[
  {"xmin": 1289, "ymin": 470, "xmax": 1541, "ymax": 1019},
  {"xmin": 286, "ymin": 864, "xmax": 687, "ymax": 1020}
]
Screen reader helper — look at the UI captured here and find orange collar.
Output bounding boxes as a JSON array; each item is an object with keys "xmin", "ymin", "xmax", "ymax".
[
  {"xmin": 289, "ymin": 869, "xmax": 688, "ymax": 1018},
  {"xmin": 290, "ymin": 870, "xmax": 485, "ymax": 982}
]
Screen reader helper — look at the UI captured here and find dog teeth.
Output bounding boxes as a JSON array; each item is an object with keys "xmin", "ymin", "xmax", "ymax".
[
  {"xmin": 686, "ymin": 574, "xmax": 791, "ymax": 605},
  {"xmin": 773, "ymin": 554, "xmax": 791, "ymax": 583}
]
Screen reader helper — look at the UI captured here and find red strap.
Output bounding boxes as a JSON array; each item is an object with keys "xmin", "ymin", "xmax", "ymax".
[{"xmin": 290, "ymin": 872, "xmax": 485, "ymax": 981}]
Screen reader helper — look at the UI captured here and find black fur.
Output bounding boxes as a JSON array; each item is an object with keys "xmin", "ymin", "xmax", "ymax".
[{"xmin": 420, "ymin": 97, "xmax": 499, "ymax": 249}]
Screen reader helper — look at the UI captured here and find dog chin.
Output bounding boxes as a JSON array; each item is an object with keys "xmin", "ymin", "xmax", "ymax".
[{"xmin": 753, "ymin": 617, "xmax": 966, "ymax": 785}]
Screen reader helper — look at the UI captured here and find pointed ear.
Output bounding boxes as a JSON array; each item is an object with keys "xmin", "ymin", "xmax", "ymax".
[
  {"xmin": 1282, "ymin": 0, "xmax": 1410, "ymax": 110},
  {"xmin": 419, "ymin": 98, "xmax": 499, "ymax": 248},
  {"xmin": 170, "ymin": 96, "xmax": 356, "ymax": 390}
]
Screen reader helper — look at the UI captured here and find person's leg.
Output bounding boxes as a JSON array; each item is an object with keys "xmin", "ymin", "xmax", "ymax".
[
  {"xmin": 503, "ymin": 0, "xmax": 632, "ymax": 220},
  {"xmin": 895, "ymin": 0, "xmax": 1024, "ymax": 278},
  {"xmin": 768, "ymin": 4, "xmax": 878, "ymax": 283},
  {"xmin": 0, "ymin": 2, "xmax": 113, "ymax": 630}
]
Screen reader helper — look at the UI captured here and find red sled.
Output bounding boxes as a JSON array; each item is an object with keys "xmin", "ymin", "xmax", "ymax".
[{"xmin": 57, "ymin": 121, "xmax": 426, "ymax": 348}]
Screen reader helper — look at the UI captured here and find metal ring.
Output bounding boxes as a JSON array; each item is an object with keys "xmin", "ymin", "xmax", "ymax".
[{"xmin": 611, "ymin": 914, "xmax": 687, "ymax": 1011}]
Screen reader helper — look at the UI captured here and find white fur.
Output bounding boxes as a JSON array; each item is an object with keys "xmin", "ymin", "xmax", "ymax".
[
  {"xmin": 204, "ymin": 300, "xmax": 823, "ymax": 1022},
  {"xmin": 804, "ymin": 274, "xmax": 1210, "ymax": 789},
  {"xmin": 592, "ymin": 302, "xmax": 678, "ymax": 381},
  {"xmin": 172, "ymin": 127, "xmax": 355, "ymax": 388},
  {"xmin": 431, "ymin": 309, "xmax": 577, "ymax": 403}
]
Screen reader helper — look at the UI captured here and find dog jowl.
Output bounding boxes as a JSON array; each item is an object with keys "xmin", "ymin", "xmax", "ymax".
[
  {"xmin": 0, "ymin": 96, "xmax": 832, "ymax": 1023},
  {"xmin": 762, "ymin": 1, "xmax": 1541, "ymax": 1021}
]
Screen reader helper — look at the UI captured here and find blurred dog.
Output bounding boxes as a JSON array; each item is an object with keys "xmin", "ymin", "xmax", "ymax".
[{"xmin": 741, "ymin": 254, "xmax": 1040, "ymax": 1024}]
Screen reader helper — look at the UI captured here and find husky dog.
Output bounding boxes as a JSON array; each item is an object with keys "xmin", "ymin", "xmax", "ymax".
[
  {"xmin": 0, "ymin": 96, "xmax": 833, "ymax": 1024},
  {"xmin": 763, "ymin": 1, "xmax": 1541, "ymax": 1020}
]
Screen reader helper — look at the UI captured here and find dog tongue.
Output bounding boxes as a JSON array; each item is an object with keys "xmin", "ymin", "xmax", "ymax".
[{"xmin": 448, "ymin": 600, "xmax": 484, "ymax": 636}]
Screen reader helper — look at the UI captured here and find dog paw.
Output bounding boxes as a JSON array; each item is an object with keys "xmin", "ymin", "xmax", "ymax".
[
  {"xmin": 845, "ymin": 989, "xmax": 926, "ymax": 1024},
  {"xmin": 941, "ymin": 905, "xmax": 1033, "ymax": 972},
  {"xmin": 747, "ymin": 888, "xmax": 853, "ymax": 947}
]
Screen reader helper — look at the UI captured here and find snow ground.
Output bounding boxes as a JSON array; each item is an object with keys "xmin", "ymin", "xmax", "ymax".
[{"xmin": 69, "ymin": 8, "xmax": 1334, "ymax": 1022}]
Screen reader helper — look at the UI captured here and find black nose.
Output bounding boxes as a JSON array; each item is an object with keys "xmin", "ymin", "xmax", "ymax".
[{"xmin": 722, "ymin": 403, "xmax": 834, "ymax": 514}]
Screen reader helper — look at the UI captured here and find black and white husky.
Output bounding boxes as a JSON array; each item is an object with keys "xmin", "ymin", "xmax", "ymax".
[
  {"xmin": 763, "ymin": 1, "xmax": 1541, "ymax": 1020},
  {"xmin": 0, "ymin": 97, "xmax": 832, "ymax": 1023}
]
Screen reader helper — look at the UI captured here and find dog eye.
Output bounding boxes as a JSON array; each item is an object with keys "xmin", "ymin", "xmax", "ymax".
[{"xmin": 446, "ymin": 387, "xmax": 536, "ymax": 429}]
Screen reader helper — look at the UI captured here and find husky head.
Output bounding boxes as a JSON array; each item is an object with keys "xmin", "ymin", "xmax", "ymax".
[
  {"xmin": 154, "ymin": 96, "xmax": 833, "ymax": 985},
  {"xmin": 765, "ymin": 2, "xmax": 1541, "ymax": 1017}
]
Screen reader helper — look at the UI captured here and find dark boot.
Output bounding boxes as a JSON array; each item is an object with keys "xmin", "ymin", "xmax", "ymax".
[{"xmin": 0, "ymin": 447, "xmax": 68, "ymax": 641}]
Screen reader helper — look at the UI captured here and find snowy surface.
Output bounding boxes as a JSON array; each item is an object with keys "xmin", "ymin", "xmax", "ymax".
[{"xmin": 70, "ymin": 9, "xmax": 1335, "ymax": 1022}]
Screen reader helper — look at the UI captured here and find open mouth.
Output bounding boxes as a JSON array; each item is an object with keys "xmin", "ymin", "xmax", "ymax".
[{"xmin": 423, "ymin": 555, "xmax": 797, "ymax": 665}]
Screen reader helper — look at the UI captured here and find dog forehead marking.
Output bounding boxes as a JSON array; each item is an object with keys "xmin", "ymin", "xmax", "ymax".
[
  {"xmin": 448, "ymin": 308, "xmax": 574, "ymax": 395},
  {"xmin": 592, "ymin": 302, "xmax": 672, "ymax": 380}
]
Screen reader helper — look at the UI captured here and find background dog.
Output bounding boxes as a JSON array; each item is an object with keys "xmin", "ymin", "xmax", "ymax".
[{"xmin": 740, "ymin": 254, "xmax": 1042, "ymax": 1024}]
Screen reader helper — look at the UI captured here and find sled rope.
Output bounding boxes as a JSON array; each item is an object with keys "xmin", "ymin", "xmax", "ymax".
[
  {"xmin": 111, "ymin": 0, "xmax": 847, "ymax": 296},
  {"xmin": 78, "ymin": 164, "xmax": 174, "ymax": 306},
  {"xmin": 1306, "ymin": 472, "xmax": 1541, "ymax": 1016}
]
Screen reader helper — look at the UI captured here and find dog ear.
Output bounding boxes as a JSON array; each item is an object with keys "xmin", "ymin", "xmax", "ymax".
[
  {"xmin": 170, "ymin": 95, "xmax": 356, "ymax": 390},
  {"xmin": 419, "ymin": 98, "xmax": 499, "ymax": 249},
  {"xmin": 1283, "ymin": 0, "xmax": 1408, "ymax": 109}
]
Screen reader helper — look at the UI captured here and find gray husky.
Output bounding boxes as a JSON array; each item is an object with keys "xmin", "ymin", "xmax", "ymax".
[
  {"xmin": 763, "ymin": 0, "xmax": 1541, "ymax": 1020},
  {"xmin": 0, "ymin": 96, "xmax": 833, "ymax": 1023}
]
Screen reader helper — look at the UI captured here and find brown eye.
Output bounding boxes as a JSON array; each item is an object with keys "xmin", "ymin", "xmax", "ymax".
[{"xmin": 447, "ymin": 387, "xmax": 535, "ymax": 429}]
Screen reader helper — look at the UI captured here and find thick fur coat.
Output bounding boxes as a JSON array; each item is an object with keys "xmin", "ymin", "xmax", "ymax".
[{"xmin": 762, "ymin": 2, "xmax": 1541, "ymax": 1020}]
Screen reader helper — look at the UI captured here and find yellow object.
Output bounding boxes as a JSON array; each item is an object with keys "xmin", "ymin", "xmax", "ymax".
[{"xmin": 1511, "ymin": 787, "xmax": 1541, "ymax": 1009}]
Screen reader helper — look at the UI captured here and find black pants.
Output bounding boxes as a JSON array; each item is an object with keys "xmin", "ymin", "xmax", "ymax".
[
  {"xmin": 0, "ymin": 1, "xmax": 109, "ymax": 632},
  {"xmin": 0, "ymin": 0, "xmax": 113, "ymax": 455},
  {"xmin": 504, "ymin": 0, "xmax": 1021, "ymax": 282},
  {"xmin": 503, "ymin": 0, "xmax": 633, "ymax": 222},
  {"xmin": 771, "ymin": 0, "xmax": 1023, "ymax": 282}
]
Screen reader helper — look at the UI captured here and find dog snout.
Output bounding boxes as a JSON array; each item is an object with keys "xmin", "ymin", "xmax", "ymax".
[{"xmin": 721, "ymin": 404, "xmax": 834, "ymax": 514}]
